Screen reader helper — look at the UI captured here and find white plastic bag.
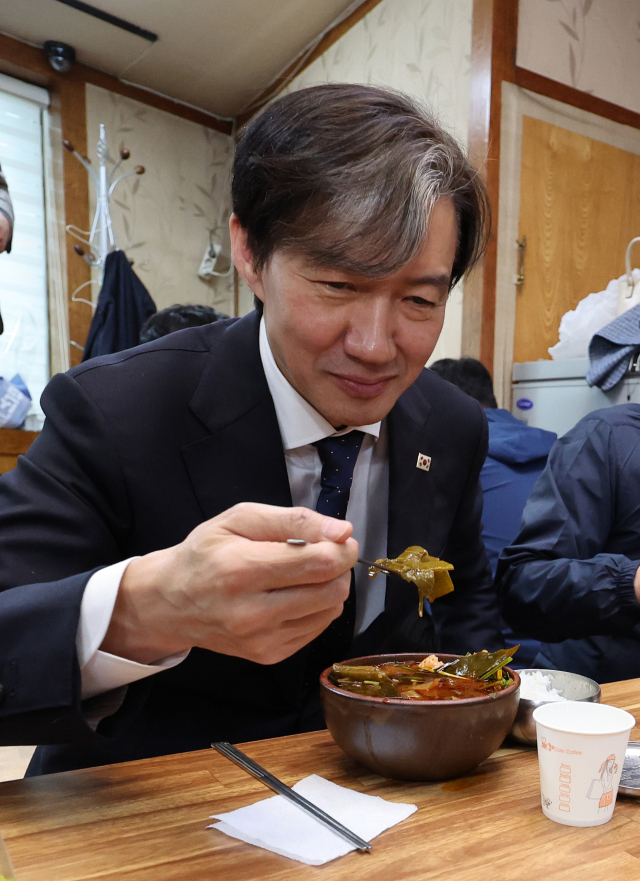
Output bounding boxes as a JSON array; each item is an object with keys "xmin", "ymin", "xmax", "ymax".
[
  {"xmin": 0, "ymin": 374, "xmax": 31, "ymax": 429},
  {"xmin": 617, "ymin": 239, "xmax": 640, "ymax": 314},
  {"xmin": 548, "ymin": 275, "xmax": 630, "ymax": 360}
]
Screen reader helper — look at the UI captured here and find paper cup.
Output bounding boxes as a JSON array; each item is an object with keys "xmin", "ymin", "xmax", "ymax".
[{"xmin": 533, "ymin": 701, "xmax": 635, "ymax": 827}]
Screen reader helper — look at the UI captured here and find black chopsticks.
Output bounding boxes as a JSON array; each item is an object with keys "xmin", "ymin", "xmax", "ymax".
[{"xmin": 211, "ymin": 742, "xmax": 371, "ymax": 853}]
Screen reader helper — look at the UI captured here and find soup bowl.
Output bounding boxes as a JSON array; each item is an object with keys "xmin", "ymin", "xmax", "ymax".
[{"xmin": 320, "ymin": 652, "xmax": 520, "ymax": 781}]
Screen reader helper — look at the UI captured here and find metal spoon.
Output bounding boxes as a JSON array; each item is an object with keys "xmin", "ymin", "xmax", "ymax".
[{"xmin": 285, "ymin": 539, "xmax": 405, "ymax": 582}]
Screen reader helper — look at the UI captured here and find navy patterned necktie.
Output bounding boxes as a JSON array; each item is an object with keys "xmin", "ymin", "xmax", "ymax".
[
  {"xmin": 313, "ymin": 430, "xmax": 365, "ymax": 521},
  {"xmin": 302, "ymin": 431, "xmax": 365, "ymax": 699}
]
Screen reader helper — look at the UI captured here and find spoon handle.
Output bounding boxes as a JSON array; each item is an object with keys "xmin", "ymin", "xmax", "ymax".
[
  {"xmin": 285, "ymin": 540, "xmax": 404, "ymax": 582},
  {"xmin": 357, "ymin": 557, "xmax": 405, "ymax": 581}
]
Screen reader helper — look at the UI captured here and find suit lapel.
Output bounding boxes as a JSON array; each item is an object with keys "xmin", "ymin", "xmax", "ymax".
[
  {"xmin": 385, "ymin": 377, "xmax": 434, "ymax": 619},
  {"xmin": 181, "ymin": 312, "xmax": 292, "ymax": 520},
  {"xmin": 180, "ymin": 320, "xmax": 439, "ymax": 625}
]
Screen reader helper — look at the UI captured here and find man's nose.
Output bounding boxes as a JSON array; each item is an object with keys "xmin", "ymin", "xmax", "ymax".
[{"xmin": 343, "ymin": 301, "xmax": 396, "ymax": 365}]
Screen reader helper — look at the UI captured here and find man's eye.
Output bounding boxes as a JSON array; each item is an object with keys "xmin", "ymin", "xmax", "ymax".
[
  {"xmin": 325, "ymin": 281, "xmax": 350, "ymax": 290},
  {"xmin": 407, "ymin": 296, "xmax": 434, "ymax": 307}
]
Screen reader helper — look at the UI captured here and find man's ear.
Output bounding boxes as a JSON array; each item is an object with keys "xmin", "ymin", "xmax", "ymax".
[{"xmin": 229, "ymin": 214, "xmax": 265, "ymax": 304}]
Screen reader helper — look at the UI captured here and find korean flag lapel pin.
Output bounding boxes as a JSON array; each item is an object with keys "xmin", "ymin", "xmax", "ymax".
[{"xmin": 416, "ymin": 453, "xmax": 431, "ymax": 472}]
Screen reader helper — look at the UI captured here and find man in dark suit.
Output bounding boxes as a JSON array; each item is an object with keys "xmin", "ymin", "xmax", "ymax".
[{"xmin": 0, "ymin": 84, "xmax": 501, "ymax": 775}]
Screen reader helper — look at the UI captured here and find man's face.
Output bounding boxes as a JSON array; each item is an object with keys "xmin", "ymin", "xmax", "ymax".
[{"xmin": 234, "ymin": 198, "xmax": 458, "ymax": 427}]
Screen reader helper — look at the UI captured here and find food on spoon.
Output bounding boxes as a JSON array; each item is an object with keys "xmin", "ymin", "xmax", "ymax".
[
  {"xmin": 368, "ymin": 546, "xmax": 454, "ymax": 616},
  {"xmin": 330, "ymin": 646, "xmax": 519, "ymax": 701}
]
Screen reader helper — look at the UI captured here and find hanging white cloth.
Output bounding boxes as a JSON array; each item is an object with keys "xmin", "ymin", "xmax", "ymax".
[{"xmin": 547, "ymin": 271, "xmax": 640, "ymax": 361}]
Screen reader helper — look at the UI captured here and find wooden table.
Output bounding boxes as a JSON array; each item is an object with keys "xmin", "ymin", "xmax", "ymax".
[
  {"xmin": 0, "ymin": 429, "xmax": 38, "ymax": 475},
  {"xmin": 1, "ymin": 680, "xmax": 640, "ymax": 881}
]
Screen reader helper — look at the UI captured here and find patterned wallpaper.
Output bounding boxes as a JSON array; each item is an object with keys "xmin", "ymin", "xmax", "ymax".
[
  {"xmin": 518, "ymin": 0, "xmax": 640, "ymax": 115},
  {"xmin": 85, "ymin": 84, "xmax": 235, "ymax": 316},
  {"xmin": 237, "ymin": 0, "xmax": 474, "ymax": 361},
  {"xmin": 284, "ymin": 0, "xmax": 472, "ymax": 141},
  {"xmin": 85, "ymin": 0, "xmax": 474, "ymax": 357}
]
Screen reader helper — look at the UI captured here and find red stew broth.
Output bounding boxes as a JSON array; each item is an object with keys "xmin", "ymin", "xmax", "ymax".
[{"xmin": 337, "ymin": 661, "xmax": 508, "ymax": 701}]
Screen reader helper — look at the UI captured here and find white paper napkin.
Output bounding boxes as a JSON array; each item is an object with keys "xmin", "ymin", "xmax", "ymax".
[{"xmin": 207, "ymin": 773, "xmax": 417, "ymax": 865}]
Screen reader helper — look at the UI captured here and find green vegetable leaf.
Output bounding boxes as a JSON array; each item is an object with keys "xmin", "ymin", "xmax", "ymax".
[{"xmin": 438, "ymin": 647, "xmax": 519, "ymax": 681}]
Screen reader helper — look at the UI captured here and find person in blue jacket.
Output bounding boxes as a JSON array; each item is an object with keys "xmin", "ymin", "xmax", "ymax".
[
  {"xmin": 497, "ymin": 404, "xmax": 640, "ymax": 684},
  {"xmin": 430, "ymin": 358, "xmax": 556, "ymax": 665}
]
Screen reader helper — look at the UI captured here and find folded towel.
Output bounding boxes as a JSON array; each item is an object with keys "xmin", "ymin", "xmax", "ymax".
[
  {"xmin": 207, "ymin": 773, "xmax": 417, "ymax": 865},
  {"xmin": 587, "ymin": 304, "xmax": 640, "ymax": 390}
]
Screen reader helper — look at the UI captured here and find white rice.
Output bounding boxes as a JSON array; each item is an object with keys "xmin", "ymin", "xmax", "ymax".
[{"xmin": 519, "ymin": 670, "xmax": 566, "ymax": 702}]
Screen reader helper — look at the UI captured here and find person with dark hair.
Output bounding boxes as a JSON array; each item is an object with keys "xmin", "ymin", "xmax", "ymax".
[
  {"xmin": 139, "ymin": 303, "xmax": 228, "ymax": 343},
  {"xmin": 232, "ymin": 84, "xmax": 488, "ymax": 302},
  {"xmin": 0, "ymin": 83, "xmax": 501, "ymax": 775},
  {"xmin": 429, "ymin": 357, "xmax": 556, "ymax": 666},
  {"xmin": 428, "ymin": 358, "xmax": 498, "ymax": 409}
]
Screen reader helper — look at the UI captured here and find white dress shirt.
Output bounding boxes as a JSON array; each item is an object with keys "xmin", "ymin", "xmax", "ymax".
[
  {"xmin": 76, "ymin": 318, "xmax": 389, "ymax": 700},
  {"xmin": 258, "ymin": 318, "xmax": 388, "ymax": 635}
]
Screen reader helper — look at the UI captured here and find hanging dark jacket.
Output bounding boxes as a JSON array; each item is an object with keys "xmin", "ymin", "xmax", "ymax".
[{"xmin": 82, "ymin": 250, "xmax": 156, "ymax": 361}]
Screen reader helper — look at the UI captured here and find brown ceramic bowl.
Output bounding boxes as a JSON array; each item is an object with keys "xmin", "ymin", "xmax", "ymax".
[{"xmin": 320, "ymin": 653, "xmax": 520, "ymax": 781}]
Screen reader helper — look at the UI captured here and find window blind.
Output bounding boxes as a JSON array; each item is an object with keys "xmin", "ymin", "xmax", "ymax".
[{"xmin": 0, "ymin": 82, "xmax": 49, "ymax": 427}]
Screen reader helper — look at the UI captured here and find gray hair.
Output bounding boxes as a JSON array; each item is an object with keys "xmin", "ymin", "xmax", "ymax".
[{"xmin": 232, "ymin": 83, "xmax": 489, "ymax": 286}]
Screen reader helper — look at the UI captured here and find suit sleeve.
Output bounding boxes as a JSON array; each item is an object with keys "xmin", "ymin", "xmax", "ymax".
[
  {"xmin": 497, "ymin": 417, "xmax": 640, "ymax": 642},
  {"xmin": 431, "ymin": 403, "xmax": 505, "ymax": 653},
  {"xmin": 0, "ymin": 371, "xmax": 132, "ymax": 744}
]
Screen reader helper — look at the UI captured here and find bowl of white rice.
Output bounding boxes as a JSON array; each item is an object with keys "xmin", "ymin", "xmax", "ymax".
[{"xmin": 509, "ymin": 669, "xmax": 601, "ymax": 746}]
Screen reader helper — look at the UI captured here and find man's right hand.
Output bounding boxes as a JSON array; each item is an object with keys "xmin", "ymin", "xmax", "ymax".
[{"xmin": 100, "ymin": 503, "xmax": 358, "ymax": 666}]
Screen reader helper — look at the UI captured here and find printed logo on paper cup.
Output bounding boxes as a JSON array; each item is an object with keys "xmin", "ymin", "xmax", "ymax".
[
  {"xmin": 540, "ymin": 736, "xmax": 582, "ymax": 755},
  {"xmin": 587, "ymin": 754, "xmax": 618, "ymax": 815}
]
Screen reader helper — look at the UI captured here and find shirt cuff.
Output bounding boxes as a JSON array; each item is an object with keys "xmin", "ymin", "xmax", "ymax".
[{"xmin": 78, "ymin": 558, "xmax": 189, "ymax": 700}]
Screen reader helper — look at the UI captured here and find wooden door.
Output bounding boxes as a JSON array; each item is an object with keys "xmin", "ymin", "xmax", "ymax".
[{"xmin": 513, "ymin": 116, "xmax": 640, "ymax": 364}]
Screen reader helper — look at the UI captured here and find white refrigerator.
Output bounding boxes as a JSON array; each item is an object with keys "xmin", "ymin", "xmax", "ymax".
[{"xmin": 511, "ymin": 358, "xmax": 640, "ymax": 437}]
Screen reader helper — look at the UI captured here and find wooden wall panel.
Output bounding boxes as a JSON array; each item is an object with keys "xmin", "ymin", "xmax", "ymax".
[
  {"xmin": 58, "ymin": 78, "xmax": 91, "ymax": 367},
  {"xmin": 514, "ymin": 115, "xmax": 640, "ymax": 363},
  {"xmin": 515, "ymin": 68, "xmax": 640, "ymax": 133},
  {"xmin": 464, "ymin": 0, "xmax": 517, "ymax": 371}
]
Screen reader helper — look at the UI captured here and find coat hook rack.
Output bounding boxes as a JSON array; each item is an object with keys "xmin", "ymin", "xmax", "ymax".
[
  {"xmin": 64, "ymin": 125, "xmax": 145, "ymax": 295},
  {"xmin": 64, "ymin": 124, "xmax": 145, "ymax": 350}
]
